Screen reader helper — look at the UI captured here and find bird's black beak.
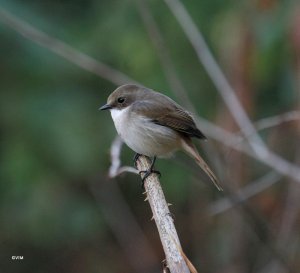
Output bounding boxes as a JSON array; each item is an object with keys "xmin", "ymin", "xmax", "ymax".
[{"xmin": 99, "ymin": 104, "xmax": 112, "ymax": 111}]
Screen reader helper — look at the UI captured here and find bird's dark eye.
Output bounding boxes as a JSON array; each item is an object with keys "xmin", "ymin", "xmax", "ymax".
[{"xmin": 117, "ymin": 97, "xmax": 125, "ymax": 103}]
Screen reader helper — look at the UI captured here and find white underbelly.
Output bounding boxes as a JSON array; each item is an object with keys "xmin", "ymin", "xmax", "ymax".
[{"xmin": 110, "ymin": 108, "xmax": 180, "ymax": 157}]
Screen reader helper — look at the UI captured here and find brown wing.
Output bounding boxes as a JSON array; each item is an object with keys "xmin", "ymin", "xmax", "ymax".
[{"xmin": 131, "ymin": 94, "xmax": 207, "ymax": 139}]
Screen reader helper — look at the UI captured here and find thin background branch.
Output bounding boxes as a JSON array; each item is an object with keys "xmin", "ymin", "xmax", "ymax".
[
  {"xmin": 0, "ymin": 8, "xmax": 137, "ymax": 86},
  {"xmin": 207, "ymin": 171, "xmax": 282, "ymax": 215},
  {"xmin": 163, "ymin": 0, "xmax": 267, "ymax": 154},
  {"xmin": 109, "ymin": 135, "xmax": 139, "ymax": 178},
  {"xmin": 134, "ymin": 0, "xmax": 194, "ymax": 110},
  {"xmin": 253, "ymin": 111, "xmax": 300, "ymax": 132}
]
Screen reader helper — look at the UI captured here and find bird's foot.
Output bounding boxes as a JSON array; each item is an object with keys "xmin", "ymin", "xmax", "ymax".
[
  {"xmin": 139, "ymin": 169, "xmax": 161, "ymax": 188},
  {"xmin": 167, "ymin": 212, "xmax": 175, "ymax": 221},
  {"xmin": 134, "ymin": 156, "xmax": 160, "ymax": 188},
  {"xmin": 133, "ymin": 153, "xmax": 141, "ymax": 168}
]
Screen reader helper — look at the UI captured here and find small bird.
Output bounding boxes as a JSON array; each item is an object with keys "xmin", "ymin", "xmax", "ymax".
[{"xmin": 100, "ymin": 84, "xmax": 222, "ymax": 191}]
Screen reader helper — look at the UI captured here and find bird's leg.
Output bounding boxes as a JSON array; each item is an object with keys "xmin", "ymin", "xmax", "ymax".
[
  {"xmin": 133, "ymin": 153, "xmax": 141, "ymax": 168},
  {"xmin": 139, "ymin": 156, "xmax": 161, "ymax": 188}
]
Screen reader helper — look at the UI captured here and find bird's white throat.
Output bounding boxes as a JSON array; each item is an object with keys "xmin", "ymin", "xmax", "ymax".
[{"xmin": 110, "ymin": 107, "xmax": 130, "ymax": 137}]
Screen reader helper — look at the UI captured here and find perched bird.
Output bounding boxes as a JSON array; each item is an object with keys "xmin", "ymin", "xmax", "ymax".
[{"xmin": 100, "ymin": 84, "xmax": 222, "ymax": 191}]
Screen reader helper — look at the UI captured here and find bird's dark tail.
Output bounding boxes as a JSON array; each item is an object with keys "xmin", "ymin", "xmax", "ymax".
[{"xmin": 181, "ymin": 138, "xmax": 223, "ymax": 191}]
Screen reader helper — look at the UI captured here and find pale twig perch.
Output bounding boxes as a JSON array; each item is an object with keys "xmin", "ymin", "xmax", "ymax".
[
  {"xmin": 108, "ymin": 137, "xmax": 193, "ymax": 272},
  {"xmin": 135, "ymin": 155, "xmax": 191, "ymax": 273}
]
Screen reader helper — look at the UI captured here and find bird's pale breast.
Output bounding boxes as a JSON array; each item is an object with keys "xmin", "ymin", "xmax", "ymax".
[{"xmin": 110, "ymin": 107, "xmax": 180, "ymax": 157}]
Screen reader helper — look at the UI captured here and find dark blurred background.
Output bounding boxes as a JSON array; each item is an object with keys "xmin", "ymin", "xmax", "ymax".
[{"xmin": 1, "ymin": 0, "xmax": 300, "ymax": 273}]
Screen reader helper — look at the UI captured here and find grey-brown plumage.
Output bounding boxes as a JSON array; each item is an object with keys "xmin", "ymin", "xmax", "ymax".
[{"xmin": 100, "ymin": 84, "xmax": 222, "ymax": 191}]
